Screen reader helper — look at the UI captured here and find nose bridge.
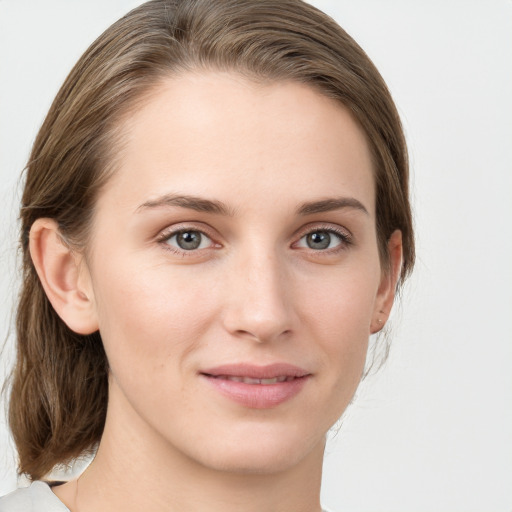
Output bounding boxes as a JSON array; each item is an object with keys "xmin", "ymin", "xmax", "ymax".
[{"xmin": 223, "ymin": 241, "xmax": 293, "ymax": 342}]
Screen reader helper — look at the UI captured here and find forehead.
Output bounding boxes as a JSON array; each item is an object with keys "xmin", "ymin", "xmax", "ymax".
[{"xmin": 97, "ymin": 71, "xmax": 375, "ymax": 216}]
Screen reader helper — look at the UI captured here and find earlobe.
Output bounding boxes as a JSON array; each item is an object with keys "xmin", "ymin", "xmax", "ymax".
[
  {"xmin": 371, "ymin": 230, "xmax": 403, "ymax": 334},
  {"xmin": 29, "ymin": 218, "xmax": 99, "ymax": 335}
]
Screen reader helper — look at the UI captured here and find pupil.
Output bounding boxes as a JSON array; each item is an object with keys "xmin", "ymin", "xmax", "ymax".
[
  {"xmin": 307, "ymin": 231, "xmax": 330, "ymax": 250},
  {"xmin": 177, "ymin": 231, "xmax": 201, "ymax": 250}
]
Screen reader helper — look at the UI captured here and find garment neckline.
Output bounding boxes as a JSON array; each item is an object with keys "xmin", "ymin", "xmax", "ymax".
[
  {"xmin": 32, "ymin": 481, "xmax": 70, "ymax": 511},
  {"xmin": 30, "ymin": 480, "xmax": 332, "ymax": 512}
]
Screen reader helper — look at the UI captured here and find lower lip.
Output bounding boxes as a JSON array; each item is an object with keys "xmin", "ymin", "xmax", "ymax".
[{"xmin": 201, "ymin": 375, "xmax": 309, "ymax": 409}]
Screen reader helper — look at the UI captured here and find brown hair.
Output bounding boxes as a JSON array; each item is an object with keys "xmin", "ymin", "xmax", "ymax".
[{"xmin": 10, "ymin": 0, "xmax": 414, "ymax": 480}]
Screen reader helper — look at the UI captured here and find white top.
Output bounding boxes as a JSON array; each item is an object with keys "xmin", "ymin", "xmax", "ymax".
[
  {"xmin": 0, "ymin": 481, "xmax": 333, "ymax": 511},
  {"xmin": 0, "ymin": 481, "xmax": 69, "ymax": 511}
]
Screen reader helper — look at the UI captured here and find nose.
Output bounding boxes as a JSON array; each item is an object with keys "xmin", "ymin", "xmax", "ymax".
[{"xmin": 221, "ymin": 248, "xmax": 295, "ymax": 344}]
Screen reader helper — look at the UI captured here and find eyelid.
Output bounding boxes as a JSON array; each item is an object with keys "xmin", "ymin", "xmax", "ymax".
[
  {"xmin": 154, "ymin": 221, "xmax": 353, "ymax": 256},
  {"xmin": 294, "ymin": 222, "xmax": 352, "ymax": 239},
  {"xmin": 292, "ymin": 223, "xmax": 353, "ymax": 250},
  {"xmin": 156, "ymin": 223, "xmax": 221, "ymax": 254}
]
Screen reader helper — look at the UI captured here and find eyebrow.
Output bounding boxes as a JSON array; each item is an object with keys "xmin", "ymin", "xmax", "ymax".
[
  {"xmin": 296, "ymin": 197, "xmax": 369, "ymax": 216},
  {"xmin": 136, "ymin": 194, "xmax": 368, "ymax": 217},
  {"xmin": 136, "ymin": 194, "xmax": 235, "ymax": 216}
]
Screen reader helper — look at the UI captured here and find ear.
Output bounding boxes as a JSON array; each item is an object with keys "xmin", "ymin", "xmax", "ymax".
[
  {"xmin": 370, "ymin": 230, "xmax": 403, "ymax": 334},
  {"xmin": 29, "ymin": 218, "xmax": 99, "ymax": 335}
]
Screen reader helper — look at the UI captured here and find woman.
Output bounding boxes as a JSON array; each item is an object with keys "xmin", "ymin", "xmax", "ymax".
[{"xmin": 1, "ymin": 0, "xmax": 414, "ymax": 510}]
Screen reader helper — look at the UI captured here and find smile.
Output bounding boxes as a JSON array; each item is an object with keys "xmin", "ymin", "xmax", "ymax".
[
  {"xmin": 200, "ymin": 363, "xmax": 311, "ymax": 408},
  {"xmin": 208, "ymin": 375, "xmax": 297, "ymax": 384}
]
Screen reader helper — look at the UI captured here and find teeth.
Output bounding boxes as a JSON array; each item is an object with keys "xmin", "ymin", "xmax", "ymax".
[
  {"xmin": 242, "ymin": 377, "xmax": 261, "ymax": 384},
  {"xmin": 226, "ymin": 376, "xmax": 244, "ymax": 382},
  {"xmin": 218, "ymin": 375, "xmax": 294, "ymax": 384}
]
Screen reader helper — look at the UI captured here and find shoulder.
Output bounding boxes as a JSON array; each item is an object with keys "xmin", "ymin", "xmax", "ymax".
[{"xmin": 0, "ymin": 481, "xmax": 70, "ymax": 512}]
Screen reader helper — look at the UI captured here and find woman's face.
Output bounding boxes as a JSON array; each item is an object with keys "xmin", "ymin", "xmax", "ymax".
[{"xmin": 82, "ymin": 72, "xmax": 395, "ymax": 473}]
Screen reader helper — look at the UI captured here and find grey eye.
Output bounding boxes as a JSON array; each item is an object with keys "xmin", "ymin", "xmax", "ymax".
[
  {"xmin": 166, "ymin": 230, "xmax": 211, "ymax": 251},
  {"xmin": 177, "ymin": 231, "xmax": 202, "ymax": 250},
  {"xmin": 305, "ymin": 231, "xmax": 332, "ymax": 250},
  {"xmin": 296, "ymin": 229, "xmax": 345, "ymax": 251}
]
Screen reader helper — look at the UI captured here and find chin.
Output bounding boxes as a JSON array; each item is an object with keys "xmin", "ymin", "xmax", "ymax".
[
  {"xmin": 197, "ymin": 448, "xmax": 312, "ymax": 475},
  {"xmin": 188, "ymin": 424, "xmax": 327, "ymax": 475}
]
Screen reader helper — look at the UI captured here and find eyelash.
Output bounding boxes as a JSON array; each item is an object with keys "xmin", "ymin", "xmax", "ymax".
[
  {"xmin": 156, "ymin": 226, "xmax": 218, "ymax": 256},
  {"xmin": 294, "ymin": 225, "xmax": 353, "ymax": 253},
  {"xmin": 156, "ymin": 224, "xmax": 353, "ymax": 256}
]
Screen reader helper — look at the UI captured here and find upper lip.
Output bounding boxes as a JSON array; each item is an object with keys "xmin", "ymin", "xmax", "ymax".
[{"xmin": 200, "ymin": 363, "xmax": 310, "ymax": 379}]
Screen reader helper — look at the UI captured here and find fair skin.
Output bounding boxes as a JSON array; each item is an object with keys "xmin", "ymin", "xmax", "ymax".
[{"xmin": 30, "ymin": 72, "xmax": 402, "ymax": 512}]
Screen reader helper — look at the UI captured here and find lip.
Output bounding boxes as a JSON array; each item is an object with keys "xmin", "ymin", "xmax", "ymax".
[{"xmin": 200, "ymin": 363, "xmax": 311, "ymax": 409}]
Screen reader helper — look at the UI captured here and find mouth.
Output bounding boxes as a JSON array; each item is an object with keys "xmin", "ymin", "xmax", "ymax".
[
  {"xmin": 205, "ymin": 375, "xmax": 299, "ymax": 384},
  {"xmin": 200, "ymin": 363, "xmax": 311, "ymax": 409}
]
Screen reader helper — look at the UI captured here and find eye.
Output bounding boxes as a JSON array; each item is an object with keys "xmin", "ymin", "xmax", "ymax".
[
  {"xmin": 164, "ymin": 230, "xmax": 213, "ymax": 251},
  {"xmin": 295, "ymin": 229, "xmax": 349, "ymax": 251}
]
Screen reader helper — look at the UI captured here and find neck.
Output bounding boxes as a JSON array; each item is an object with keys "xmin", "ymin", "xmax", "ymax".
[{"xmin": 57, "ymin": 381, "xmax": 325, "ymax": 512}]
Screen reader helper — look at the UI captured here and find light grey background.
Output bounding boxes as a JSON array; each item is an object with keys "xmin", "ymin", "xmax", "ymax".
[{"xmin": 1, "ymin": 1, "xmax": 511, "ymax": 511}]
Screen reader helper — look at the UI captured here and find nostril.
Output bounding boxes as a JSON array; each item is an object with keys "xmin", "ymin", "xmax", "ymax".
[
  {"xmin": 232, "ymin": 327, "xmax": 292, "ymax": 344},
  {"xmin": 221, "ymin": 276, "xmax": 295, "ymax": 342}
]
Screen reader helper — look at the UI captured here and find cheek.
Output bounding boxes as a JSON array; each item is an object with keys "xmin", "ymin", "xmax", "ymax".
[
  {"xmin": 89, "ymin": 258, "xmax": 218, "ymax": 381},
  {"xmin": 300, "ymin": 264, "xmax": 380, "ymax": 339},
  {"xmin": 297, "ymin": 264, "xmax": 380, "ymax": 391}
]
